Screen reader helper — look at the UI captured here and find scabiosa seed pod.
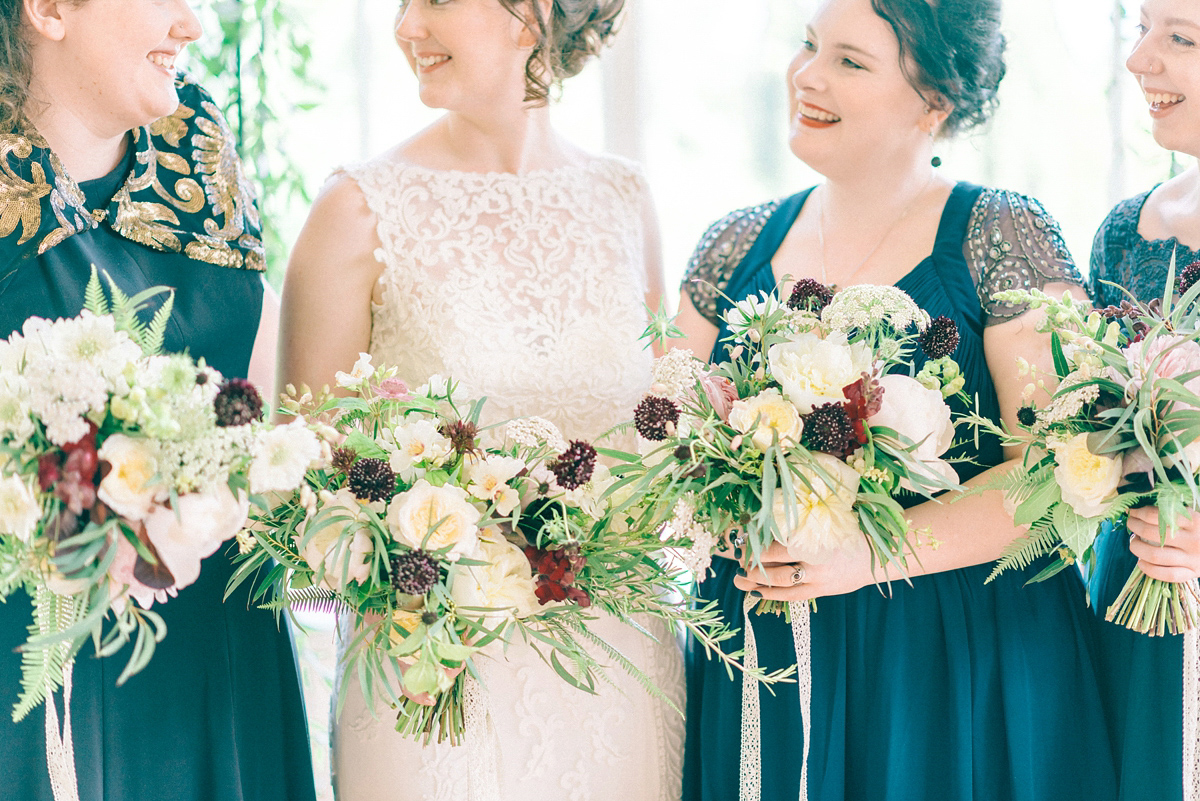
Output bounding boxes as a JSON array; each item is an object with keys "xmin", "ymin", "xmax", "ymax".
[
  {"xmin": 919, "ymin": 316, "xmax": 961, "ymax": 361},
  {"xmin": 1181, "ymin": 262, "xmax": 1200, "ymax": 296},
  {"xmin": 347, "ymin": 457, "xmax": 397, "ymax": 503},
  {"xmin": 549, "ymin": 440, "xmax": 597, "ymax": 490},
  {"xmin": 787, "ymin": 278, "xmax": 834, "ymax": 313},
  {"xmin": 802, "ymin": 403, "xmax": 858, "ymax": 457},
  {"xmin": 439, "ymin": 419, "xmax": 479, "ymax": 456},
  {"xmin": 213, "ymin": 377, "xmax": 264, "ymax": 427},
  {"xmin": 390, "ymin": 550, "xmax": 440, "ymax": 595},
  {"xmin": 331, "ymin": 447, "xmax": 358, "ymax": 475},
  {"xmin": 635, "ymin": 395, "xmax": 680, "ymax": 441},
  {"xmin": 1016, "ymin": 406, "xmax": 1038, "ymax": 427},
  {"xmin": 420, "ymin": 611, "xmax": 439, "ymax": 625}
]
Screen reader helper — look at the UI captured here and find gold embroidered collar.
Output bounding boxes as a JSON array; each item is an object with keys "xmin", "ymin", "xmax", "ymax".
[{"xmin": 0, "ymin": 74, "xmax": 264, "ymax": 271}]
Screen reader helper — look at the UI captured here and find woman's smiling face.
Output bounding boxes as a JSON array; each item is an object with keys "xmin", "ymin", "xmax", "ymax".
[{"xmin": 1128, "ymin": 0, "xmax": 1200, "ymax": 156}]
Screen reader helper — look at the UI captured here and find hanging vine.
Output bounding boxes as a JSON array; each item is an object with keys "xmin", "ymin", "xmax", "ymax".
[{"xmin": 188, "ymin": 0, "xmax": 324, "ymax": 282}]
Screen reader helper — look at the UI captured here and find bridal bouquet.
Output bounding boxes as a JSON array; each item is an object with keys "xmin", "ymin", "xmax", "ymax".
[
  {"xmin": 620, "ymin": 280, "xmax": 967, "ymax": 615},
  {"xmin": 232, "ymin": 356, "xmax": 781, "ymax": 745},
  {"xmin": 0, "ymin": 271, "xmax": 320, "ymax": 724},
  {"xmin": 976, "ymin": 259, "xmax": 1200, "ymax": 635}
]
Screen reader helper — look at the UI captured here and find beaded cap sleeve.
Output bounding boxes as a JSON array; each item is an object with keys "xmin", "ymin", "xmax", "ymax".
[
  {"xmin": 682, "ymin": 200, "xmax": 782, "ymax": 325},
  {"xmin": 963, "ymin": 188, "xmax": 1083, "ymax": 324}
]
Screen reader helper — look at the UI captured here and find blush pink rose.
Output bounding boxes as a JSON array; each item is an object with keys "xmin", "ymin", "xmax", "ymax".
[
  {"xmin": 1123, "ymin": 336, "xmax": 1200, "ymax": 408},
  {"xmin": 376, "ymin": 378, "xmax": 411, "ymax": 400},
  {"xmin": 697, "ymin": 375, "xmax": 738, "ymax": 422}
]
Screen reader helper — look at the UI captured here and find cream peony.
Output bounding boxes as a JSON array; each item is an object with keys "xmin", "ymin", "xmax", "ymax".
[
  {"xmin": 768, "ymin": 332, "xmax": 872, "ymax": 414},
  {"xmin": 728, "ymin": 389, "xmax": 804, "ymax": 451},
  {"xmin": 868, "ymin": 374, "xmax": 957, "ymax": 486},
  {"xmin": 297, "ymin": 488, "xmax": 375, "ymax": 591},
  {"xmin": 449, "ymin": 535, "xmax": 539, "ymax": 625},
  {"xmin": 143, "ymin": 484, "xmax": 250, "ymax": 589},
  {"xmin": 1051, "ymin": 433, "xmax": 1122, "ymax": 518},
  {"xmin": 387, "ymin": 480, "xmax": 481, "ymax": 561},
  {"xmin": 772, "ymin": 452, "xmax": 862, "ymax": 557},
  {"xmin": 97, "ymin": 434, "xmax": 164, "ymax": 521},
  {"xmin": 0, "ymin": 474, "xmax": 40, "ymax": 542}
]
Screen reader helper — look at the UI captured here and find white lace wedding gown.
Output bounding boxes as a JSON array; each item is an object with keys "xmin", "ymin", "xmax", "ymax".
[{"xmin": 330, "ymin": 153, "xmax": 685, "ymax": 801}]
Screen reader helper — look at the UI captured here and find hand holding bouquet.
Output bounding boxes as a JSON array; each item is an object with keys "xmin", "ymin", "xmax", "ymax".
[
  {"xmin": 620, "ymin": 279, "xmax": 967, "ymax": 614},
  {"xmin": 978, "ymin": 257, "xmax": 1200, "ymax": 635}
]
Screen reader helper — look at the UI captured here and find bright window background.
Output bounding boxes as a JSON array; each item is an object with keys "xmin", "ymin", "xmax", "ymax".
[{"xmin": 233, "ymin": 2, "xmax": 1165, "ymax": 796}]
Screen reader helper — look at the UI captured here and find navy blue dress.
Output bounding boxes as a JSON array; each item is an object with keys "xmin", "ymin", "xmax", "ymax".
[
  {"xmin": 683, "ymin": 184, "xmax": 1116, "ymax": 801},
  {"xmin": 0, "ymin": 78, "xmax": 316, "ymax": 801},
  {"xmin": 1087, "ymin": 190, "xmax": 1194, "ymax": 801}
]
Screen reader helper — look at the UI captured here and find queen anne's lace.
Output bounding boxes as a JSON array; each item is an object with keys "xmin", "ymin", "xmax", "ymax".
[{"xmin": 331, "ymin": 155, "xmax": 683, "ymax": 801}]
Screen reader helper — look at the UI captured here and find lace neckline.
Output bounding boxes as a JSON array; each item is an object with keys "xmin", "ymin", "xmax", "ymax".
[
  {"xmin": 1125, "ymin": 187, "xmax": 1200, "ymax": 259},
  {"xmin": 383, "ymin": 155, "xmax": 618, "ymax": 182}
]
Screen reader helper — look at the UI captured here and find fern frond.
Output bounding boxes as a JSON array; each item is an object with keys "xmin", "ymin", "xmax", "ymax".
[
  {"xmin": 83, "ymin": 266, "xmax": 109, "ymax": 316},
  {"xmin": 988, "ymin": 527, "xmax": 1061, "ymax": 582},
  {"xmin": 144, "ymin": 291, "xmax": 175, "ymax": 356},
  {"xmin": 262, "ymin": 585, "xmax": 352, "ymax": 616},
  {"xmin": 563, "ymin": 618, "xmax": 680, "ymax": 714},
  {"xmin": 13, "ymin": 589, "xmax": 84, "ymax": 722}
]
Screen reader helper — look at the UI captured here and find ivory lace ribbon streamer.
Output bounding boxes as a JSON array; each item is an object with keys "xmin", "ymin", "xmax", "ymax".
[
  {"xmin": 45, "ymin": 661, "xmax": 80, "ymax": 801},
  {"xmin": 1185, "ymin": 624, "xmax": 1200, "ymax": 801},
  {"xmin": 463, "ymin": 671, "xmax": 502, "ymax": 801},
  {"xmin": 738, "ymin": 598, "xmax": 812, "ymax": 801}
]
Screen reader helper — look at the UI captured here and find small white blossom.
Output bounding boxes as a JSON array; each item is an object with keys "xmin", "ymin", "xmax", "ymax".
[
  {"xmin": 650, "ymin": 349, "xmax": 709, "ymax": 402},
  {"xmin": 464, "ymin": 454, "xmax": 525, "ymax": 515},
  {"xmin": 335, "ymin": 352, "xmax": 375, "ymax": 388},
  {"xmin": 250, "ymin": 421, "xmax": 322, "ymax": 493},
  {"xmin": 504, "ymin": 416, "xmax": 568, "ymax": 452},
  {"xmin": 386, "ymin": 418, "xmax": 452, "ymax": 481},
  {"xmin": 667, "ymin": 497, "xmax": 716, "ymax": 578},
  {"xmin": 0, "ymin": 475, "xmax": 40, "ymax": 542},
  {"xmin": 821, "ymin": 285, "xmax": 930, "ymax": 333}
]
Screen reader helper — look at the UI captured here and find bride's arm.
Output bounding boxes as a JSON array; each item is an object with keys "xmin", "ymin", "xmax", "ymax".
[{"xmin": 277, "ymin": 175, "xmax": 384, "ymax": 412}]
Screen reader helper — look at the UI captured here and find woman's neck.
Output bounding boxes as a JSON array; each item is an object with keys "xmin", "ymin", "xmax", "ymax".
[
  {"xmin": 24, "ymin": 85, "xmax": 128, "ymax": 183},
  {"xmin": 819, "ymin": 154, "xmax": 940, "ymax": 226},
  {"xmin": 405, "ymin": 103, "xmax": 573, "ymax": 174}
]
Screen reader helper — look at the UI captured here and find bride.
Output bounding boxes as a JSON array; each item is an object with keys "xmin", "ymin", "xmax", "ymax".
[{"xmin": 278, "ymin": 0, "xmax": 684, "ymax": 798}]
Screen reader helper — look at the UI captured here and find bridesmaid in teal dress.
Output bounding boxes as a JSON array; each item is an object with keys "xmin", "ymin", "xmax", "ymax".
[
  {"xmin": 0, "ymin": 2, "xmax": 316, "ymax": 799},
  {"xmin": 676, "ymin": 0, "xmax": 1116, "ymax": 798},
  {"xmin": 1088, "ymin": 1, "xmax": 1200, "ymax": 798}
]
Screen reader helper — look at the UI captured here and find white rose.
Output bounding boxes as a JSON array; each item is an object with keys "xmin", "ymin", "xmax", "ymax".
[
  {"xmin": 387, "ymin": 480, "xmax": 481, "ymax": 561},
  {"xmin": 449, "ymin": 535, "xmax": 539, "ymax": 625},
  {"xmin": 868, "ymin": 374, "xmax": 957, "ymax": 487},
  {"xmin": 1051, "ymin": 433, "xmax": 1122, "ymax": 518},
  {"xmin": 0, "ymin": 474, "xmax": 40, "ymax": 542},
  {"xmin": 97, "ymin": 434, "xmax": 165, "ymax": 521},
  {"xmin": 296, "ymin": 488, "xmax": 376, "ymax": 591},
  {"xmin": 772, "ymin": 452, "xmax": 862, "ymax": 557},
  {"xmin": 768, "ymin": 332, "xmax": 872, "ymax": 414},
  {"xmin": 728, "ymin": 389, "xmax": 804, "ymax": 451},
  {"xmin": 143, "ymin": 484, "xmax": 250, "ymax": 589},
  {"xmin": 249, "ymin": 421, "xmax": 323, "ymax": 494}
]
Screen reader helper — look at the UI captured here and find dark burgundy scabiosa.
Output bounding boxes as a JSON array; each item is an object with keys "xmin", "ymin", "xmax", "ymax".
[
  {"xmin": 787, "ymin": 278, "xmax": 834, "ymax": 314},
  {"xmin": 347, "ymin": 457, "xmax": 397, "ymax": 503},
  {"xmin": 439, "ymin": 419, "xmax": 480, "ymax": 457},
  {"xmin": 524, "ymin": 545, "xmax": 591, "ymax": 608},
  {"xmin": 802, "ymin": 402, "xmax": 859, "ymax": 458},
  {"xmin": 330, "ymin": 446, "xmax": 359, "ymax": 475},
  {"xmin": 919, "ymin": 316, "xmax": 961, "ymax": 360},
  {"xmin": 1016, "ymin": 406, "xmax": 1038, "ymax": 427},
  {"xmin": 548, "ymin": 440, "xmax": 597, "ymax": 490},
  {"xmin": 390, "ymin": 549, "xmax": 440, "ymax": 595},
  {"xmin": 634, "ymin": 395, "xmax": 680, "ymax": 441},
  {"xmin": 213, "ymin": 377, "xmax": 264, "ymax": 427},
  {"xmin": 1180, "ymin": 261, "xmax": 1200, "ymax": 296}
]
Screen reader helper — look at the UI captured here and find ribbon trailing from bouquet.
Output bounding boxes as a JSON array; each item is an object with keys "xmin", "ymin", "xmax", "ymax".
[
  {"xmin": 1186, "ymin": 626, "xmax": 1200, "ymax": 801},
  {"xmin": 45, "ymin": 662, "xmax": 79, "ymax": 801},
  {"xmin": 464, "ymin": 671, "xmax": 502, "ymax": 801},
  {"xmin": 738, "ymin": 597, "xmax": 811, "ymax": 801}
]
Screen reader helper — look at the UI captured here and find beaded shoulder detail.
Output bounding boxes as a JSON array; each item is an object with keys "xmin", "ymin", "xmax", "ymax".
[
  {"xmin": 682, "ymin": 200, "xmax": 782, "ymax": 325},
  {"xmin": 964, "ymin": 188, "xmax": 1082, "ymax": 324}
]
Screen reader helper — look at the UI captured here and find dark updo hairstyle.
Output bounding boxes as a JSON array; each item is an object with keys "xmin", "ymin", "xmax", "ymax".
[
  {"xmin": 498, "ymin": 0, "xmax": 625, "ymax": 106},
  {"xmin": 870, "ymin": 0, "xmax": 1006, "ymax": 136},
  {"xmin": 0, "ymin": 0, "xmax": 33, "ymax": 133}
]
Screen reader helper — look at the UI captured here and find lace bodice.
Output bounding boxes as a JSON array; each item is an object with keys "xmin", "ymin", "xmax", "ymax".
[{"xmin": 344, "ymin": 155, "xmax": 654, "ymax": 443}]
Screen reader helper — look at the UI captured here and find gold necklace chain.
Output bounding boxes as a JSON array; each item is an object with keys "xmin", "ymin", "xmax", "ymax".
[{"xmin": 817, "ymin": 172, "xmax": 937, "ymax": 287}]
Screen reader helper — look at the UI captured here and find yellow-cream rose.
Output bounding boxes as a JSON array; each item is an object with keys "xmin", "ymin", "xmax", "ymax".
[
  {"xmin": 773, "ymin": 452, "xmax": 862, "ymax": 557},
  {"xmin": 387, "ymin": 479, "xmax": 481, "ymax": 561},
  {"xmin": 1052, "ymin": 433, "xmax": 1122, "ymax": 518},
  {"xmin": 728, "ymin": 389, "xmax": 803, "ymax": 451},
  {"xmin": 97, "ymin": 434, "xmax": 164, "ymax": 521}
]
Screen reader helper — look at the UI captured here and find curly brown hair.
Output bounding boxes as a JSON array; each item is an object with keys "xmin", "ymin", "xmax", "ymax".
[
  {"xmin": 0, "ymin": 0, "xmax": 33, "ymax": 133},
  {"xmin": 498, "ymin": 0, "xmax": 625, "ymax": 105}
]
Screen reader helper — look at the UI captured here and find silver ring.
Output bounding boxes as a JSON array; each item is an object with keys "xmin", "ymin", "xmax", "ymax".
[
  {"xmin": 731, "ymin": 529, "xmax": 746, "ymax": 548},
  {"xmin": 789, "ymin": 565, "xmax": 806, "ymax": 586}
]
